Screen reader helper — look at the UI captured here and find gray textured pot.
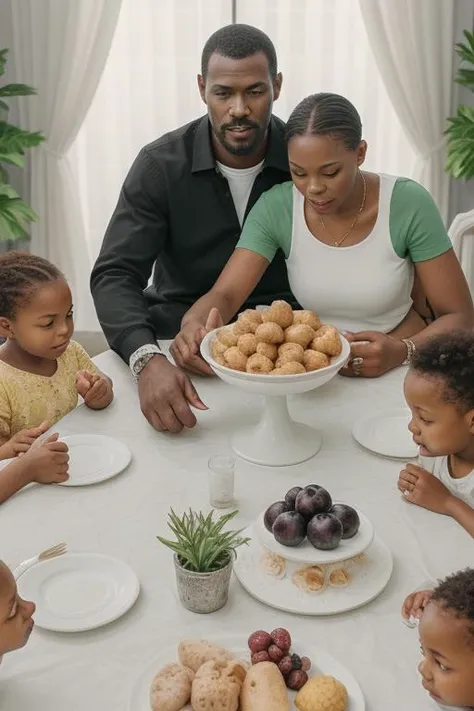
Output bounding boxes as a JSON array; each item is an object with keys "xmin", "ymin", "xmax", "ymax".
[{"xmin": 173, "ymin": 554, "xmax": 233, "ymax": 614}]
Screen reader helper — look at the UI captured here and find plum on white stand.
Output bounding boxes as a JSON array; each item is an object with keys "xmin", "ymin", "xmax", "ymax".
[{"xmin": 200, "ymin": 329, "xmax": 350, "ymax": 467}]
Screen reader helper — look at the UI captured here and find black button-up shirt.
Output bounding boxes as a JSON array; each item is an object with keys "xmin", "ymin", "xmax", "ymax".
[{"xmin": 90, "ymin": 115, "xmax": 297, "ymax": 363}]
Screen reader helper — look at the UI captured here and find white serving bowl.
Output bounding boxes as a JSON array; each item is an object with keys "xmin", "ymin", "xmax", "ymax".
[{"xmin": 200, "ymin": 328, "xmax": 350, "ymax": 466}]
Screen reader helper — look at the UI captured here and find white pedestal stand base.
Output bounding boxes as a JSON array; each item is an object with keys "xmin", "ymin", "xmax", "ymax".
[{"xmin": 232, "ymin": 395, "xmax": 322, "ymax": 466}]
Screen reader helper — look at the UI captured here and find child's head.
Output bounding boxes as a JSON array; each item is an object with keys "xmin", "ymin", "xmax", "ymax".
[
  {"xmin": 0, "ymin": 560, "xmax": 35, "ymax": 655},
  {"xmin": 0, "ymin": 251, "xmax": 73, "ymax": 360},
  {"xmin": 418, "ymin": 569, "xmax": 474, "ymax": 708},
  {"xmin": 404, "ymin": 332, "xmax": 474, "ymax": 458}
]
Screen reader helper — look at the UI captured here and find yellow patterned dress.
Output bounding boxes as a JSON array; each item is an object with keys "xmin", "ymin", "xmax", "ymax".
[{"xmin": 0, "ymin": 341, "xmax": 101, "ymax": 441}]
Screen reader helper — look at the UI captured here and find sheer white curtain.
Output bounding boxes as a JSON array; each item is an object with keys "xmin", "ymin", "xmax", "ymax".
[
  {"xmin": 69, "ymin": 0, "xmax": 232, "ymax": 266},
  {"xmin": 10, "ymin": 0, "xmax": 122, "ymax": 330},
  {"xmin": 235, "ymin": 0, "xmax": 417, "ymax": 179},
  {"xmin": 359, "ymin": 0, "xmax": 454, "ymax": 222}
]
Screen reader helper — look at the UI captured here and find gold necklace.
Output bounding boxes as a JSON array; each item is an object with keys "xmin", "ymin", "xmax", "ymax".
[{"xmin": 319, "ymin": 172, "xmax": 367, "ymax": 247}]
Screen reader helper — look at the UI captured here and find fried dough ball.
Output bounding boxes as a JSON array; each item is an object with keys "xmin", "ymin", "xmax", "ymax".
[
  {"xmin": 284, "ymin": 324, "xmax": 315, "ymax": 348},
  {"xmin": 293, "ymin": 309, "xmax": 321, "ymax": 331},
  {"xmin": 310, "ymin": 325, "xmax": 342, "ymax": 357},
  {"xmin": 211, "ymin": 338, "xmax": 227, "ymax": 359},
  {"xmin": 241, "ymin": 309, "xmax": 262, "ymax": 326},
  {"xmin": 255, "ymin": 322, "xmax": 285, "ymax": 344},
  {"xmin": 237, "ymin": 333, "xmax": 258, "ymax": 356},
  {"xmin": 303, "ymin": 349, "xmax": 330, "ymax": 372},
  {"xmin": 262, "ymin": 300, "xmax": 293, "ymax": 329},
  {"xmin": 224, "ymin": 346, "xmax": 248, "ymax": 372},
  {"xmin": 256, "ymin": 342, "xmax": 278, "ymax": 361},
  {"xmin": 246, "ymin": 353, "xmax": 274, "ymax": 374},
  {"xmin": 213, "ymin": 353, "xmax": 226, "ymax": 367},
  {"xmin": 233, "ymin": 314, "xmax": 256, "ymax": 336},
  {"xmin": 295, "ymin": 675, "xmax": 348, "ymax": 711},
  {"xmin": 271, "ymin": 361, "xmax": 306, "ymax": 375},
  {"xmin": 217, "ymin": 327, "xmax": 239, "ymax": 348},
  {"xmin": 277, "ymin": 342, "xmax": 305, "ymax": 365}
]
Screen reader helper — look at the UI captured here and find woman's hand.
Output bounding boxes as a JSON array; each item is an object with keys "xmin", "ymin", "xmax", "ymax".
[
  {"xmin": 340, "ymin": 331, "xmax": 407, "ymax": 378},
  {"xmin": 398, "ymin": 463, "xmax": 452, "ymax": 514},
  {"xmin": 76, "ymin": 370, "xmax": 114, "ymax": 410},
  {"xmin": 171, "ymin": 308, "xmax": 223, "ymax": 376}
]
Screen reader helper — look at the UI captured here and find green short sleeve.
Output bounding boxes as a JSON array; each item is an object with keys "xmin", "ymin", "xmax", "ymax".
[
  {"xmin": 389, "ymin": 178, "xmax": 452, "ymax": 262},
  {"xmin": 237, "ymin": 182, "xmax": 293, "ymax": 261}
]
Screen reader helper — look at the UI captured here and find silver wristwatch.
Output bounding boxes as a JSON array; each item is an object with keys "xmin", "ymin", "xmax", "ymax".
[{"xmin": 129, "ymin": 344, "xmax": 162, "ymax": 381}]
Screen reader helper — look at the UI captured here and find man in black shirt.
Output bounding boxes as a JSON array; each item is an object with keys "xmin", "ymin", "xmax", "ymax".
[{"xmin": 91, "ymin": 24, "xmax": 295, "ymax": 433}]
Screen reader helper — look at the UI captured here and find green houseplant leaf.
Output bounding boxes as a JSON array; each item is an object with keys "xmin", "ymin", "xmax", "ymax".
[
  {"xmin": 0, "ymin": 48, "xmax": 45, "ymax": 241},
  {"xmin": 446, "ymin": 30, "xmax": 474, "ymax": 180},
  {"xmin": 157, "ymin": 508, "xmax": 250, "ymax": 573}
]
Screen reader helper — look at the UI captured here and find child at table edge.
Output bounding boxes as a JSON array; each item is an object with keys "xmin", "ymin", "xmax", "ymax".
[
  {"xmin": 398, "ymin": 331, "xmax": 474, "ymax": 538},
  {"xmin": 0, "ymin": 560, "xmax": 35, "ymax": 663},
  {"xmin": 402, "ymin": 568, "xmax": 474, "ymax": 710},
  {"xmin": 0, "ymin": 252, "xmax": 113, "ymax": 446}
]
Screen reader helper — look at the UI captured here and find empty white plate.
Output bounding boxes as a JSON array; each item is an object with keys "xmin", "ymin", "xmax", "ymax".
[
  {"xmin": 58, "ymin": 434, "xmax": 131, "ymax": 486},
  {"xmin": 17, "ymin": 553, "xmax": 140, "ymax": 632},
  {"xmin": 352, "ymin": 408, "xmax": 418, "ymax": 459}
]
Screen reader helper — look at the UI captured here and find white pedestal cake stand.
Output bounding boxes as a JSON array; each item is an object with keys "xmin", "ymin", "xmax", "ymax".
[{"xmin": 201, "ymin": 330, "xmax": 350, "ymax": 466}]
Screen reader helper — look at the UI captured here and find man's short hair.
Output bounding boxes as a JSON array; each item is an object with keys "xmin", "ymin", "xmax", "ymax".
[{"xmin": 201, "ymin": 24, "xmax": 278, "ymax": 80}]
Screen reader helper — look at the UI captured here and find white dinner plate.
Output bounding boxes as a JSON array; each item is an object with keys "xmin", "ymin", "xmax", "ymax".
[
  {"xmin": 58, "ymin": 434, "xmax": 131, "ymax": 486},
  {"xmin": 17, "ymin": 553, "xmax": 140, "ymax": 632},
  {"xmin": 256, "ymin": 507, "xmax": 374, "ymax": 564},
  {"xmin": 234, "ymin": 528, "xmax": 393, "ymax": 616},
  {"xmin": 129, "ymin": 634, "xmax": 365, "ymax": 711},
  {"xmin": 352, "ymin": 408, "xmax": 418, "ymax": 459}
]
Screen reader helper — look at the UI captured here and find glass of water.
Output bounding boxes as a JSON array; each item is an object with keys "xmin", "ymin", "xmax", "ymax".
[{"xmin": 208, "ymin": 455, "xmax": 235, "ymax": 509}]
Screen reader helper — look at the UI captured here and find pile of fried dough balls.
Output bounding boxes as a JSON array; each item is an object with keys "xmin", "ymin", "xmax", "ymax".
[{"xmin": 210, "ymin": 301, "xmax": 342, "ymax": 375}]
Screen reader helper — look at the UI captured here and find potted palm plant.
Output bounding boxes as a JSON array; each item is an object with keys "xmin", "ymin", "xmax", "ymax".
[
  {"xmin": 157, "ymin": 508, "xmax": 250, "ymax": 614},
  {"xmin": 446, "ymin": 30, "xmax": 474, "ymax": 179},
  {"xmin": 0, "ymin": 48, "xmax": 44, "ymax": 243}
]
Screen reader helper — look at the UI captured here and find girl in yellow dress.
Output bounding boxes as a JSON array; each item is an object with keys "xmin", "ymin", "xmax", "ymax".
[{"xmin": 0, "ymin": 252, "xmax": 113, "ymax": 446}]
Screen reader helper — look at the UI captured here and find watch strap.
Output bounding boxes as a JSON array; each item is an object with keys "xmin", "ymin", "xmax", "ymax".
[{"xmin": 129, "ymin": 344, "xmax": 162, "ymax": 380}]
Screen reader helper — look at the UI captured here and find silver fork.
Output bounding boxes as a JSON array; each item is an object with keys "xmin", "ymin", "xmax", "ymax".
[{"xmin": 13, "ymin": 542, "xmax": 67, "ymax": 580}]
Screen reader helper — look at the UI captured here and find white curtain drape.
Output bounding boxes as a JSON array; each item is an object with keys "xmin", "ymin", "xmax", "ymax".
[
  {"xmin": 10, "ymin": 0, "xmax": 123, "ymax": 330},
  {"xmin": 359, "ymin": 0, "xmax": 454, "ymax": 222}
]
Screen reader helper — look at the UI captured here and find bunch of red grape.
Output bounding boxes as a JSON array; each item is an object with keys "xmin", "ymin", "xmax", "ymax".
[{"xmin": 247, "ymin": 627, "xmax": 311, "ymax": 690}]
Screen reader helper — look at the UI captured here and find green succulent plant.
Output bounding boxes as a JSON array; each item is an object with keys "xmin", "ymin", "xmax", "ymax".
[
  {"xmin": 0, "ymin": 48, "xmax": 45, "ymax": 241},
  {"xmin": 446, "ymin": 30, "xmax": 474, "ymax": 180},
  {"xmin": 157, "ymin": 508, "xmax": 250, "ymax": 573}
]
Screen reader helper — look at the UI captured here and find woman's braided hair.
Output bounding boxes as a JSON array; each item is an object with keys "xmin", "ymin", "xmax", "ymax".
[
  {"xmin": 432, "ymin": 568, "xmax": 474, "ymax": 643},
  {"xmin": 411, "ymin": 331, "xmax": 474, "ymax": 411},
  {"xmin": 0, "ymin": 251, "xmax": 62, "ymax": 319},
  {"xmin": 285, "ymin": 92, "xmax": 362, "ymax": 150}
]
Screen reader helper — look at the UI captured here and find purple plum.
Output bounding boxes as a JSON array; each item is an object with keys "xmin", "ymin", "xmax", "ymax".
[
  {"xmin": 264, "ymin": 501, "xmax": 291, "ymax": 532},
  {"xmin": 295, "ymin": 485, "xmax": 332, "ymax": 519},
  {"xmin": 272, "ymin": 511, "xmax": 306, "ymax": 547},
  {"xmin": 330, "ymin": 503, "xmax": 360, "ymax": 539},
  {"xmin": 306, "ymin": 513, "xmax": 343, "ymax": 550},
  {"xmin": 284, "ymin": 486, "xmax": 303, "ymax": 510}
]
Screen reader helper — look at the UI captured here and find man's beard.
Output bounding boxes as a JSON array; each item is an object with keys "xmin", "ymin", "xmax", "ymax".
[{"xmin": 215, "ymin": 119, "xmax": 265, "ymax": 156}]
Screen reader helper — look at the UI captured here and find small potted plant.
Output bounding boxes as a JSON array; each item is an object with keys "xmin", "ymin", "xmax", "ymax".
[{"xmin": 157, "ymin": 508, "xmax": 250, "ymax": 614}]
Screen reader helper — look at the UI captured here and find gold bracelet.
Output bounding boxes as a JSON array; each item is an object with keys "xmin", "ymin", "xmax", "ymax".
[{"xmin": 401, "ymin": 338, "xmax": 416, "ymax": 365}]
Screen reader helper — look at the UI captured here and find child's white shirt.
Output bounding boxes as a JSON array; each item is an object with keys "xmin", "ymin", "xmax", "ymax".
[{"xmin": 418, "ymin": 455, "xmax": 474, "ymax": 505}]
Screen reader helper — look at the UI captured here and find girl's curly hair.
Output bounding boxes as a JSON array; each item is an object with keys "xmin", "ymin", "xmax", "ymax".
[{"xmin": 0, "ymin": 251, "xmax": 62, "ymax": 319}]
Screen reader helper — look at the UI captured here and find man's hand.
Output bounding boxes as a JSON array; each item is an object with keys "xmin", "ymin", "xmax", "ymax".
[
  {"xmin": 0, "ymin": 421, "xmax": 51, "ymax": 460},
  {"xmin": 138, "ymin": 355, "xmax": 207, "ymax": 434},
  {"xmin": 76, "ymin": 370, "xmax": 114, "ymax": 410},
  {"xmin": 170, "ymin": 308, "xmax": 223, "ymax": 376},
  {"xmin": 23, "ymin": 433, "xmax": 69, "ymax": 484},
  {"xmin": 340, "ymin": 331, "xmax": 406, "ymax": 378},
  {"xmin": 398, "ymin": 463, "xmax": 452, "ymax": 514}
]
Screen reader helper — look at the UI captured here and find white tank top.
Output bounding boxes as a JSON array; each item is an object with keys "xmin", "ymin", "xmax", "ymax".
[{"xmin": 286, "ymin": 174, "xmax": 414, "ymax": 333}]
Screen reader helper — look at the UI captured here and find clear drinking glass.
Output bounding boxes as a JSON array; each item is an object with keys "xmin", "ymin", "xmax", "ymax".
[{"xmin": 208, "ymin": 455, "xmax": 235, "ymax": 509}]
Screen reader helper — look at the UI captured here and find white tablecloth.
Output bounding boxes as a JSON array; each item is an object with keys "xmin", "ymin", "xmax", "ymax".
[{"xmin": 0, "ymin": 347, "xmax": 471, "ymax": 711}]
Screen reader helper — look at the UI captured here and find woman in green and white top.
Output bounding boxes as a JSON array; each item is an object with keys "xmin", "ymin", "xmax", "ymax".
[{"xmin": 172, "ymin": 93, "xmax": 473, "ymax": 378}]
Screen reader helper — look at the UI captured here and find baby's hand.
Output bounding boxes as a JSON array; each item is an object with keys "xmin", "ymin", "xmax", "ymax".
[
  {"xmin": 398, "ymin": 463, "xmax": 452, "ymax": 514},
  {"xmin": 402, "ymin": 588, "xmax": 433, "ymax": 621},
  {"xmin": 76, "ymin": 370, "xmax": 113, "ymax": 410},
  {"xmin": 0, "ymin": 421, "xmax": 51, "ymax": 459},
  {"xmin": 23, "ymin": 433, "xmax": 69, "ymax": 484}
]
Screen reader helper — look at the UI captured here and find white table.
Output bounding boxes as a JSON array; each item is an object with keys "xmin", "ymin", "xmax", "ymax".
[{"xmin": 0, "ymin": 348, "xmax": 471, "ymax": 711}]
